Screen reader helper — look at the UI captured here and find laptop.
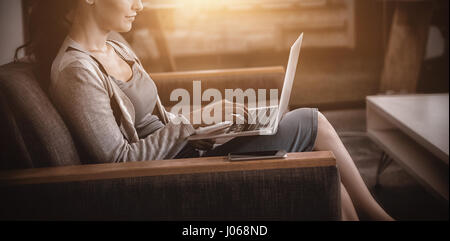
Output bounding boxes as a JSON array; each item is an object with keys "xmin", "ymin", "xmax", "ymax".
[{"xmin": 188, "ymin": 33, "xmax": 303, "ymax": 140}]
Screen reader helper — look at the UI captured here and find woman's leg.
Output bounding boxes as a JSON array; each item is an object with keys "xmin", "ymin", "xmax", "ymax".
[
  {"xmin": 314, "ymin": 111, "xmax": 394, "ymax": 221},
  {"xmin": 204, "ymin": 108, "xmax": 318, "ymax": 156},
  {"xmin": 341, "ymin": 182, "xmax": 359, "ymax": 221}
]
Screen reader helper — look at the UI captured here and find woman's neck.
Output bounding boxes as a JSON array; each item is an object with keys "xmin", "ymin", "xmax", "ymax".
[{"xmin": 68, "ymin": 9, "xmax": 110, "ymax": 52}]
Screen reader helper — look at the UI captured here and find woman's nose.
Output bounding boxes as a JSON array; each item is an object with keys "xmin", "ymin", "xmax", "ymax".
[{"xmin": 133, "ymin": 0, "xmax": 144, "ymax": 12}]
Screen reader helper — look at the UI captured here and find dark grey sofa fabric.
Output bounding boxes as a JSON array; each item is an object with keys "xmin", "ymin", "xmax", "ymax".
[
  {"xmin": 0, "ymin": 62, "xmax": 80, "ymax": 169},
  {"xmin": 0, "ymin": 166, "xmax": 341, "ymax": 221}
]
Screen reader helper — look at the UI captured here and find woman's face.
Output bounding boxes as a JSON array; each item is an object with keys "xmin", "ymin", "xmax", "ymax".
[{"xmin": 91, "ymin": 0, "xmax": 143, "ymax": 32}]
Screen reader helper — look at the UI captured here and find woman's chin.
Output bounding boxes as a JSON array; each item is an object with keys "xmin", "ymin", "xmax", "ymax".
[{"xmin": 115, "ymin": 23, "xmax": 133, "ymax": 33}]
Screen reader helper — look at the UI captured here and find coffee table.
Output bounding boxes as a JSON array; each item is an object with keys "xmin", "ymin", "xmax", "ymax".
[{"xmin": 366, "ymin": 94, "xmax": 449, "ymax": 201}]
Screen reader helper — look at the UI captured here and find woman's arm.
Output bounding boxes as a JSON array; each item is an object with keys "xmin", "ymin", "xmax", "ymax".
[{"xmin": 50, "ymin": 65, "xmax": 194, "ymax": 163}]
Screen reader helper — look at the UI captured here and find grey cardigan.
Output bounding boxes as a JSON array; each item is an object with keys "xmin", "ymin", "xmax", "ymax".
[{"xmin": 49, "ymin": 36, "xmax": 195, "ymax": 163}]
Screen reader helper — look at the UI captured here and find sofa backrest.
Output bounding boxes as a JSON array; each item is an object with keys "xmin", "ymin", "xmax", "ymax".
[{"xmin": 0, "ymin": 62, "xmax": 81, "ymax": 170}]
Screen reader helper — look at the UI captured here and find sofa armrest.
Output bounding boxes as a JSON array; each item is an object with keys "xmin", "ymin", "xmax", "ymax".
[
  {"xmin": 150, "ymin": 66, "xmax": 285, "ymax": 108},
  {"xmin": 0, "ymin": 151, "xmax": 341, "ymax": 220}
]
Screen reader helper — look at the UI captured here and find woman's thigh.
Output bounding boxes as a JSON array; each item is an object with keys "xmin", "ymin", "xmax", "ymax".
[{"xmin": 204, "ymin": 108, "xmax": 318, "ymax": 157}]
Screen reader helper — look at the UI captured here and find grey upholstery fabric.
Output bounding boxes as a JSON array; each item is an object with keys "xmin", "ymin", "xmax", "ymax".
[
  {"xmin": 0, "ymin": 91, "xmax": 33, "ymax": 169},
  {"xmin": 0, "ymin": 62, "xmax": 81, "ymax": 169},
  {"xmin": 0, "ymin": 166, "xmax": 341, "ymax": 220}
]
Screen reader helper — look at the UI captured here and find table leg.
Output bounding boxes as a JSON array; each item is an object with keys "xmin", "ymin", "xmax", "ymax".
[{"xmin": 375, "ymin": 151, "xmax": 393, "ymax": 187}]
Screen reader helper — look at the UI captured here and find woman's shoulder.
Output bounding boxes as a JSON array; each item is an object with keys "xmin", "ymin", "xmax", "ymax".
[
  {"xmin": 49, "ymin": 54, "xmax": 111, "ymax": 99},
  {"xmin": 51, "ymin": 48, "xmax": 104, "ymax": 83}
]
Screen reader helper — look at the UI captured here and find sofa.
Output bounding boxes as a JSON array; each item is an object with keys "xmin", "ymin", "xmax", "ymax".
[{"xmin": 0, "ymin": 61, "xmax": 341, "ymax": 220}]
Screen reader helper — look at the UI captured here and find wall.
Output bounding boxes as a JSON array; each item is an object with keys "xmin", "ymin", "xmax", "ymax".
[
  {"xmin": 0, "ymin": 0, "xmax": 24, "ymax": 65},
  {"xmin": 131, "ymin": 0, "xmax": 383, "ymax": 109}
]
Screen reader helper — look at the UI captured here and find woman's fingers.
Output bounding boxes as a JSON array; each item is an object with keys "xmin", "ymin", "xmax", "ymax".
[
  {"xmin": 223, "ymin": 101, "xmax": 250, "ymax": 124},
  {"xmin": 204, "ymin": 99, "xmax": 252, "ymax": 126}
]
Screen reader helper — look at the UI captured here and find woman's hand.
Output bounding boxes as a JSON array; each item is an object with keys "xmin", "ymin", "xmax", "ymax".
[{"xmin": 190, "ymin": 99, "xmax": 250, "ymax": 129}]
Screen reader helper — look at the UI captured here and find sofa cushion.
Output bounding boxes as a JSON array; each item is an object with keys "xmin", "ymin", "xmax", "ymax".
[{"xmin": 0, "ymin": 62, "xmax": 80, "ymax": 169}]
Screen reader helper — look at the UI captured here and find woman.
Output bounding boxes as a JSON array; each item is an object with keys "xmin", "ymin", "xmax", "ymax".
[{"xmin": 19, "ymin": 0, "xmax": 393, "ymax": 221}]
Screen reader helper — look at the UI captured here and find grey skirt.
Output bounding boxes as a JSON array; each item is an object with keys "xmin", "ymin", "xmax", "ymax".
[{"xmin": 175, "ymin": 108, "xmax": 319, "ymax": 158}]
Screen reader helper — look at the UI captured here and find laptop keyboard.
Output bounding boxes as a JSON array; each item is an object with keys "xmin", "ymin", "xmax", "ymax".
[{"xmin": 226, "ymin": 106, "xmax": 278, "ymax": 133}]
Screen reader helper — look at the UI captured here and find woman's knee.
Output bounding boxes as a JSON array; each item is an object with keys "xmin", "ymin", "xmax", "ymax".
[
  {"xmin": 317, "ymin": 111, "xmax": 329, "ymax": 125},
  {"xmin": 313, "ymin": 111, "xmax": 336, "ymax": 150},
  {"xmin": 317, "ymin": 111, "xmax": 333, "ymax": 133},
  {"xmin": 289, "ymin": 108, "xmax": 327, "ymax": 124},
  {"xmin": 288, "ymin": 108, "xmax": 315, "ymax": 122}
]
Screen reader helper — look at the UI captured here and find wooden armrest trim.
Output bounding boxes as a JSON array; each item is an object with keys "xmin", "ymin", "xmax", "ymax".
[
  {"xmin": 150, "ymin": 66, "xmax": 285, "ymax": 81},
  {"xmin": 0, "ymin": 151, "xmax": 335, "ymax": 186}
]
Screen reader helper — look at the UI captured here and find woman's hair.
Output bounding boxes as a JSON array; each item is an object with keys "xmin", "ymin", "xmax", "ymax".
[{"xmin": 15, "ymin": 0, "xmax": 78, "ymax": 90}]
